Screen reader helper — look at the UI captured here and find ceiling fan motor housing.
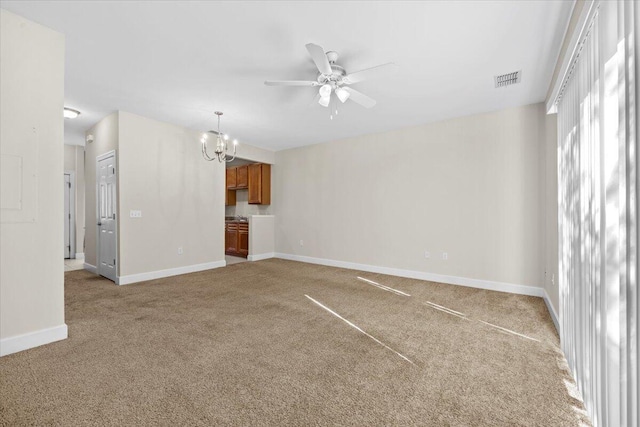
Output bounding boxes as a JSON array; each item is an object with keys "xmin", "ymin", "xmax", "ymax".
[{"xmin": 317, "ymin": 59, "xmax": 346, "ymax": 85}]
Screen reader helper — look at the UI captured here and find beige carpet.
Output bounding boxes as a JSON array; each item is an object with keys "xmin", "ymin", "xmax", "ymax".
[{"xmin": 0, "ymin": 259, "xmax": 590, "ymax": 426}]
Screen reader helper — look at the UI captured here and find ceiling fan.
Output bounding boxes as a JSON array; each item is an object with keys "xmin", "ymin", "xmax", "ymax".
[{"xmin": 265, "ymin": 43, "xmax": 398, "ymax": 114}]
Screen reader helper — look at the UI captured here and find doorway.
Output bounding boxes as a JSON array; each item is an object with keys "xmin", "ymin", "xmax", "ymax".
[
  {"xmin": 96, "ymin": 151, "xmax": 117, "ymax": 282},
  {"xmin": 64, "ymin": 172, "xmax": 75, "ymax": 259}
]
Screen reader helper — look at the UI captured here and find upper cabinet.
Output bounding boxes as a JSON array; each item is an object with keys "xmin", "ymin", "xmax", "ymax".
[
  {"xmin": 225, "ymin": 163, "xmax": 271, "ymax": 205},
  {"xmin": 226, "ymin": 168, "xmax": 237, "ymax": 190},
  {"xmin": 236, "ymin": 165, "xmax": 248, "ymax": 189},
  {"xmin": 225, "ymin": 188, "xmax": 236, "ymax": 206},
  {"xmin": 248, "ymin": 163, "xmax": 271, "ymax": 205},
  {"xmin": 226, "ymin": 165, "xmax": 248, "ymax": 190}
]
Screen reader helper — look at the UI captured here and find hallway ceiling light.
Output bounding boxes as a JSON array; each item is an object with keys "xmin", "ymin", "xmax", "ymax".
[
  {"xmin": 201, "ymin": 111, "xmax": 237, "ymax": 163},
  {"xmin": 63, "ymin": 107, "xmax": 81, "ymax": 119}
]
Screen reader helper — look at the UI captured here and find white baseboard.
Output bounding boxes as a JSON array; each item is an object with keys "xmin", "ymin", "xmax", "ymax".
[
  {"xmin": 274, "ymin": 253, "xmax": 545, "ymax": 298},
  {"xmin": 248, "ymin": 252, "xmax": 275, "ymax": 262},
  {"xmin": 117, "ymin": 260, "xmax": 226, "ymax": 286},
  {"xmin": 0, "ymin": 324, "xmax": 68, "ymax": 357},
  {"xmin": 83, "ymin": 262, "xmax": 97, "ymax": 273},
  {"xmin": 75, "ymin": 252, "xmax": 85, "ymax": 260},
  {"xmin": 543, "ymin": 289, "xmax": 560, "ymax": 333}
]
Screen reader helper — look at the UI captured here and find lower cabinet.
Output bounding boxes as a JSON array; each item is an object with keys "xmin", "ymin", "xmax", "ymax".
[
  {"xmin": 225, "ymin": 221, "xmax": 248, "ymax": 258},
  {"xmin": 225, "ymin": 222, "xmax": 238, "ymax": 254}
]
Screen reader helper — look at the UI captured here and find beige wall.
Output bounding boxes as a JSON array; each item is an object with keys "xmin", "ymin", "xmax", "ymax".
[
  {"xmin": 117, "ymin": 112, "xmax": 225, "ymax": 277},
  {"xmin": 249, "ymin": 215, "xmax": 275, "ymax": 258},
  {"xmin": 234, "ymin": 143, "xmax": 275, "ymax": 166},
  {"xmin": 64, "ymin": 144, "xmax": 76, "ymax": 171},
  {"xmin": 64, "ymin": 145, "xmax": 86, "ymax": 255},
  {"xmin": 0, "ymin": 10, "xmax": 66, "ymax": 348},
  {"xmin": 274, "ymin": 103, "xmax": 553, "ymax": 289},
  {"xmin": 84, "ymin": 112, "xmax": 119, "ymax": 268}
]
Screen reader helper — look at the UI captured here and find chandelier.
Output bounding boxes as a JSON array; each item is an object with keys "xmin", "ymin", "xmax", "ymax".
[{"xmin": 201, "ymin": 111, "xmax": 237, "ymax": 162}]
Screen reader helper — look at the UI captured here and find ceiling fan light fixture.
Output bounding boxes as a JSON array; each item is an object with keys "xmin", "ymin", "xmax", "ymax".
[
  {"xmin": 264, "ymin": 43, "xmax": 393, "ymax": 115},
  {"xmin": 319, "ymin": 84, "xmax": 332, "ymax": 98},
  {"xmin": 335, "ymin": 87, "xmax": 350, "ymax": 103},
  {"xmin": 318, "ymin": 96, "xmax": 330, "ymax": 107}
]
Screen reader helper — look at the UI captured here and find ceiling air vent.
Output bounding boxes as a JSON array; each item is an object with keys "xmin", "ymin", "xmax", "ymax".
[{"xmin": 494, "ymin": 70, "xmax": 521, "ymax": 88}]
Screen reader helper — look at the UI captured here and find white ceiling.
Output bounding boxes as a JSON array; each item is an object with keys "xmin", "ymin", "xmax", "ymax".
[{"xmin": 1, "ymin": 0, "xmax": 573, "ymax": 151}]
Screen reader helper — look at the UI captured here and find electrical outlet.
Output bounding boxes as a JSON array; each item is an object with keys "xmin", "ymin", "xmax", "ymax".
[
  {"xmin": 552, "ymin": 274, "xmax": 555, "ymax": 285},
  {"xmin": 177, "ymin": 247, "xmax": 183, "ymax": 255},
  {"xmin": 129, "ymin": 210, "xmax": 142, "ymax": 218},
  {"xmin": 424, "ymin": 251, "xmax": 430, "ymax": 259},
  {"xmin": 300, "ymin": 240, "xmax": 304, "ymax": 246},
  {"xmin": 442, "ymin": 252, "xmax": 448, "ymax": 260}
]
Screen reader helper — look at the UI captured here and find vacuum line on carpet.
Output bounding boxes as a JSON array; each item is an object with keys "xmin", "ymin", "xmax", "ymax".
[
  {"xmin": 476, "ymin": 319, "xmax": 541, "ymax": 342},
  {"xmin": 423, "ymin": 302, "xmax": 469, "ymax": 320},
  {"xmin": 304, "ymin": 294, "xmax": 415, "ymax": 365},
  {"xmin": 356, "ymin": 277, "xmax": 411, "ymax": 297},
  {"xmin": 423, "ymin": 302, "xmax": 542, "ymax": 343},
  {"xmin": 424, "ymin": 301, "xmax": 467, "ymax": 317}
]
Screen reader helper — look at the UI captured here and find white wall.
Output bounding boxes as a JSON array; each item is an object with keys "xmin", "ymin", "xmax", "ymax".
[
  {"xmin": 274, "ymin": 103, "xmax": 553, "ymax": 292},
  {"xmin": 64, "ymin": 144, "xmax": 85, "ymax": 256},
  {"xmin": 84, "ymin": 112, "xmax": 119, "ymax": 268},
  {"xmin": 117, "ymin": 112, "xmax": 225, "ymax": 278},
  {"xmin": 0, "ymin": 9, "xmax": 67, "ymax": 355}
]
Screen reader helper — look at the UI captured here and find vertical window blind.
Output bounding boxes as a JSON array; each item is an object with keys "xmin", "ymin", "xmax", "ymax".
[{"xmin": 556, "ymin": 1, "xmax": 638, "ymax": 426}]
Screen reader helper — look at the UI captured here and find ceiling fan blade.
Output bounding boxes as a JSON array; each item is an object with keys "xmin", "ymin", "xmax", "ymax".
[
  {"xmin": 264, "ymin": 80, "xmax": 319, "ymax": 86},
  {"xmin": 342, "ymin": 63, "xmax": 399, "ymax": 84},
  {"xmin": 343, "ymin": 87, "xmax": 376, "ymax": 108},
  {"xmin": 305, "ymin": 43, "xmax": 332, "ymax": 75}
]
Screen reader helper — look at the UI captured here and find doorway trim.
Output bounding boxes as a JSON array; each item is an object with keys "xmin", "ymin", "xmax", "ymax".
[
  {"xmin": 64, "ymin": 171, "xmax": 76, "ymax": 259},
  {"xmin": 96, "ymin": 150, "xmax": 118, "ymax": 282}
]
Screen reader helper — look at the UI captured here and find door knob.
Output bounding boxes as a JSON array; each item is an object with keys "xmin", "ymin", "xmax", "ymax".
[{"xmin": 97, "ymin": 222, "xmax": 102, "ymax": 226}]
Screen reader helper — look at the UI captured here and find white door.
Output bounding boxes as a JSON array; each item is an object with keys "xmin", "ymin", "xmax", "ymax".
[
  {"xmin": 64, "ymin": 174, "xmax": 71, "ymax": 259},
  {"xmin": 97, "ymin": 153, "xmax": 117, "ymax": 282}
]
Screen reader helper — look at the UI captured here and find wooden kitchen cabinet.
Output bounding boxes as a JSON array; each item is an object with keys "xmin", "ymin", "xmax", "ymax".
[
  {"xmin": 225, "ymin": 189, "xmax": 236, "ymax": 206},
  {"xmin": 238, "ymin": 222, "xmax": 249, "ymax": 257},
  {"xmin": 236, "ymin": 165, "xmax": 248, "ymax": 189},
  {"xmin": 248, "ymin": 163, "xmax": 271, "ymax": 205},
  {"xmin": 225, "ymin": 222, "xmax": 238, "ymax": 254},
  {"xmin": 225, "ymin": 221, "xmax": 248, "ymax": 258},
  {"xmin": 226, "ymin": 168, "xmax": 237, "ymax": 190},
  {"xmin": 225, "ymin": 163, "xmax": 271, "ymax": 205}
]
